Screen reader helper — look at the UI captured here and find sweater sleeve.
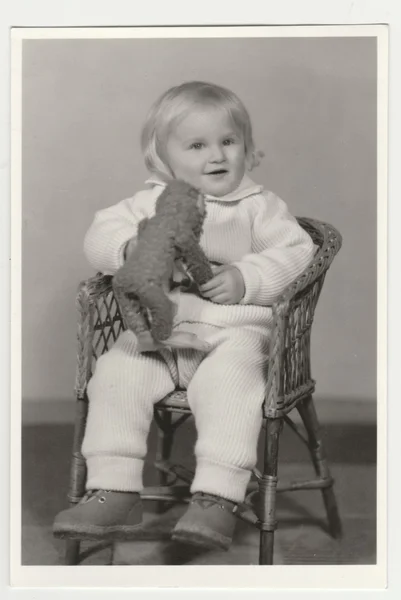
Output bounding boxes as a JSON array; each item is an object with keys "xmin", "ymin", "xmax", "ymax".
[
  {"xmin": 83, "ymin": 192, "xmax": 152, "ymax": 275},
  {"xmin": 232, "ymin": 192, "xmax": 315, "ymax": 306}
]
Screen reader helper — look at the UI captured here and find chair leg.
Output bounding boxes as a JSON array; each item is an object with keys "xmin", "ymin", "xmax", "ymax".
[
  {"xmin": 297, "ymin": 395, "xmax": 343, "ymax": 539},
  {"xmin": 155, "ymin": 410, "xmax": 174, "ymax": 513},
  {"xmin": 65, "ymin": 540, "xmax": 80, "ymax": 565},
  {"xmin": 259, "ymin": 418, "xmax": 283, "ymax": 565},
  {"xmin": 62, "ymin": 397, "xmax": 88, "ymax": 565}
]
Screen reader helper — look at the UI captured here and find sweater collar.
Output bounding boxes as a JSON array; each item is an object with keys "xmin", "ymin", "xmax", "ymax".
[{"xmin": 144, "ymin": 174, "xmax": 263, "ymax": 203}]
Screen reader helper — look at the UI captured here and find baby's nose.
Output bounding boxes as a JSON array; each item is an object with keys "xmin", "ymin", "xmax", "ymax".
[{"xmin": 209, "ymin": 145, "xmax": 225, "ymax": 162}]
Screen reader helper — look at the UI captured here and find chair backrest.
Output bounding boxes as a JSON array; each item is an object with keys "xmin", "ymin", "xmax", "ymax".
[{"xmin": 74, "ymin": 218, "xmax": 342, "ymax": 410}]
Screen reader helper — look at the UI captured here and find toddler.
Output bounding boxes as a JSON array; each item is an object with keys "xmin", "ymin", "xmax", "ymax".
[{"xmin": 53, "ymin": 81, "xmax": 315, "ymax": 551}]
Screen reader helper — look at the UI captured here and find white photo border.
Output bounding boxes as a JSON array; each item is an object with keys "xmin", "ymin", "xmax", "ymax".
[{"xmin": 2, "ymin": 4, "xmax": 396, "ymax": 596}]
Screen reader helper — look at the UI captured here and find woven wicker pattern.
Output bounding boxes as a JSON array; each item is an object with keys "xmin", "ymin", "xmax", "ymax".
[{"xmin": 264, "ymin": 218, "xmax": 342, "ymax": 417}]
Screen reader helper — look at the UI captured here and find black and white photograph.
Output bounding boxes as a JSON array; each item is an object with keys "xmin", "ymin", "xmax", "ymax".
[{"xmin": 9, "ymin": 22, "xmax": 388, "ymax": 589}]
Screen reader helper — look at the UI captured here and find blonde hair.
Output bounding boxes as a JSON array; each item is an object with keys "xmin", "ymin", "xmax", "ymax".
[{"xmin": 140, "ymin": 81, "xmax": 263, "ymax": 181}]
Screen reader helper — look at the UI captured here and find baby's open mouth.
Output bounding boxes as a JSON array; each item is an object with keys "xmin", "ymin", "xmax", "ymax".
[{"xmin": 207, "ymin": 169, "xmax": 228, "ymax": 175}]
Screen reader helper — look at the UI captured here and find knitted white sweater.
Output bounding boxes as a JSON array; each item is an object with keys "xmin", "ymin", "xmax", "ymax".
[{"xmin": 83, "ymin": 174, "xmax": 315, "ymax": 331}]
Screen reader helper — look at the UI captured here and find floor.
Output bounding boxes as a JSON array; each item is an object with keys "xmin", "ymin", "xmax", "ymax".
[{"xmin": 21, "ymin": 408, "xmax": 377, "ymax": 566}]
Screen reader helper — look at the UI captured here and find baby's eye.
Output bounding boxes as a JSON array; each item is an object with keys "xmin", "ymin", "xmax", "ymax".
[
  {"xmin": 222, "ymin": 138, "xmax": 236, "ymax": 146},
  {"xmin": 189, "ymin": 142, "xmax": 204, "ymax": 150}
]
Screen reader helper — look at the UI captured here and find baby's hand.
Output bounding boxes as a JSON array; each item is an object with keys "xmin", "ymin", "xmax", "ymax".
[{"xmin": 200, "ymin": 265, "xmax": 245, "ymax": 304}]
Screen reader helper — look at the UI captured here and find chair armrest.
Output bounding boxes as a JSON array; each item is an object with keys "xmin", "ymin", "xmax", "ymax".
[
  {"xmin": 74, "ymin": 272, "xmax": 122, "ymax": 398},
  {"xmin": 263, "ymin": 218, "xmax": 342, "ymax": 417},
  {"xmin": 77, "ymin": 272, "xmax": 114, "ymax": 304},
  {"xmin": 272, "ymin": 218, "xmax": 342, "ymax": 313}
]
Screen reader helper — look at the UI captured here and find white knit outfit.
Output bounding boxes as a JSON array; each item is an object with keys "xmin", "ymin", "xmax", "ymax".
[{"xmin": 81, "ymin": 174, "xmax": 315, "ymax": 503}]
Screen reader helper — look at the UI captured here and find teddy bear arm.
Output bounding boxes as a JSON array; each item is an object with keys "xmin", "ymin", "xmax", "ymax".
[{"xmin": 182, "ymin": 239, "xmax": 214, "ymax": 286}]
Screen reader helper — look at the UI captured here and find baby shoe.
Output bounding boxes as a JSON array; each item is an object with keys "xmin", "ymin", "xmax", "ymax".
[
  {"xmin": 53, "ymin": 489, "xmax": 143, "ymax": 541},
  {"xmin": 171, "ymin": 492, "xmax": 238, "ymax": 550}
]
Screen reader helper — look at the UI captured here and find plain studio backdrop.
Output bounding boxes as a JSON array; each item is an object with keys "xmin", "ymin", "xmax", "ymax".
[{"xmin": 20, "ymin": 35, "xmax": 377, "ymax": 417}]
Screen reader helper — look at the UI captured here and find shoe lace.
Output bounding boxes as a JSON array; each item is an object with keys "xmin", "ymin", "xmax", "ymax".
[
  {"xmin": 81, "ymin": 489, "xmax": 111, "ymax": 504},
  {"xmin": 191, "ymin": 492, "xmax": 237, "ymax": 512}
]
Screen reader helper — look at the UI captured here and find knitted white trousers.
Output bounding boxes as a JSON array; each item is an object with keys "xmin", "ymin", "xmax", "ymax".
[{"xmin": 81, "ymin": 323, "xmax": 269, "ymax": 503}]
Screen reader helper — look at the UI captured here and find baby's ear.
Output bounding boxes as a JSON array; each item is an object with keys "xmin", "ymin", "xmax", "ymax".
[{"xmin": 247, "ymin": 149, "xmax": 265, "ymax": 170}]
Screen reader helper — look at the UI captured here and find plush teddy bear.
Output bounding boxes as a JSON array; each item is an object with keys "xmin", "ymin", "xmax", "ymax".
[{"xmin": 112, "ymin": 180, "xmax": 214, "ymax": 353}]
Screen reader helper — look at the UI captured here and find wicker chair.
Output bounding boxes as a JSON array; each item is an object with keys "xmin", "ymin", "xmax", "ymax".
[{"xmin": 57, "ymin": 217, "xmax": 343, "ymax": 566}]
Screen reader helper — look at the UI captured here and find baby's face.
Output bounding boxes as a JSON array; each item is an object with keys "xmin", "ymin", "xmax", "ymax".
[{"xmin": 165, "ymin": 107, "xmax": 246, "ymax": 197}]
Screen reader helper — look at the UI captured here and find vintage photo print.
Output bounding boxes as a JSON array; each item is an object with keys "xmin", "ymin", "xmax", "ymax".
[{"xmin": 10, "ymin": 24, "xmax": 387, "ymax": 589}]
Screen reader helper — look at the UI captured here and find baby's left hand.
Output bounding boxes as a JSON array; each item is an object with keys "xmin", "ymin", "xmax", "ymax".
[{"xmin": 200, "ymin": 265, "xmax": 245, "ymax": 304}]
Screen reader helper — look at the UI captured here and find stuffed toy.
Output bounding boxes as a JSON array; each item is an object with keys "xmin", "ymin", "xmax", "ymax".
[{"xmin": 112, "ymin": 179, "xmax": 214, "ymax": 353}]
